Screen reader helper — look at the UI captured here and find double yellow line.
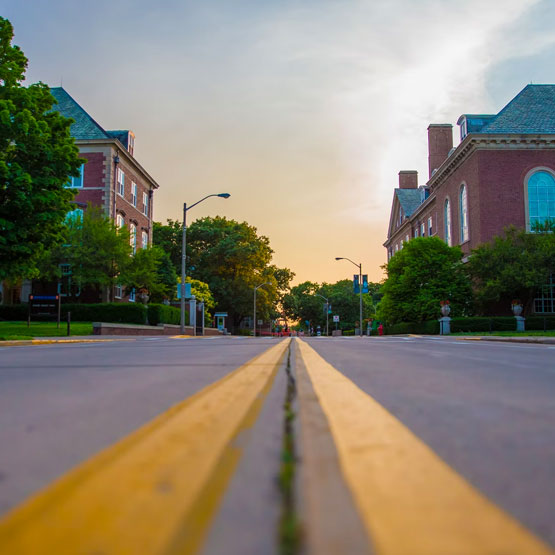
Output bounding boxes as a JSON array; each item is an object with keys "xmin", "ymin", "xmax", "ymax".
[
  {"xmin": 1, "ymin": 337, "xmax": 551, "ymax": 554},
  {"xmin": 0, "ymin": 339, "xmax": 290, "ymax": 554}
]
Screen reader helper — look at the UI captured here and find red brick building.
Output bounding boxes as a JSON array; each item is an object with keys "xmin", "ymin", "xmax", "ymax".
[
  {"xmin": 384, "ymin": 85, "xmax": 555, "ymax": 313},
  {"xmin": 50, "ymin": 87, "xmax": 160, "ymax": 301}
]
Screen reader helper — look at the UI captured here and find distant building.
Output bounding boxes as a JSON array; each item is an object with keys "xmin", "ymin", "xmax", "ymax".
[{"xmin": 384, "ymin": 84, "xmax": 555, "ymax": 313}]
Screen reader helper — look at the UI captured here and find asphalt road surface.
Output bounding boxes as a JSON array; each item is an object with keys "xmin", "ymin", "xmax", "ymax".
[{"xmin": 0, "ymin": 335, "xmax": 553, "ymax": 553}]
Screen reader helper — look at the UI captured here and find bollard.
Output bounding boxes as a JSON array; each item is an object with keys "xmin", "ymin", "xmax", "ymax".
[{"xmin": 67, "ymin": 311, "xmax": 71, "ymax": 337}]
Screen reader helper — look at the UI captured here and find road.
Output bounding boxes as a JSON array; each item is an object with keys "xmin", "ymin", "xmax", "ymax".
[{"xmin": 0, "ymin": 335, "xmax": 553, "ymax": 554}]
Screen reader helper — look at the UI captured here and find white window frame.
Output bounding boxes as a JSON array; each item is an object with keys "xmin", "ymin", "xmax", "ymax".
[
  {"xmin": 143, "ymin": 192, "xmax": 149, "ymax": 216},
  {"xmin": 116, "ymin": 214, "xmax": 125, "ymax": 229},
  {"xmin": 460, "ymin": 183, "xmax": 469, "ymax": 243},
  {"xmin": 142, "ymin": 231, "xmax": 148, "ymax": 249},
  {"xmin": 129, "ymin": 288, "xmax": 136, "ymax": 302},
  {"xmin": 131, "ymin": 182, "xmax": 137, "ymax": 207},
  {"xmin": 428, "ymin": 216, "xmax": 433, "ymax": 236},
  {"xmin": 117, "ymin": 168, "xmax": 125, "ymax": 197},
  {"xmin": 420, "ymin": 222, "xmax": 425, "ymax": 237},
  {"xmin": 114, "ymin": 284, "xmax": 123, "ymax": 299}
]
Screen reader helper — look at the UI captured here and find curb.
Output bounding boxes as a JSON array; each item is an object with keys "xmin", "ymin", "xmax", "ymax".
[
  {"xmin": 457, "ymin": 336, "xmax": 555, "ymax": 345},
  {"xmin": 0, "ymin": 338, "xmax": 135, "ymax": 347}
]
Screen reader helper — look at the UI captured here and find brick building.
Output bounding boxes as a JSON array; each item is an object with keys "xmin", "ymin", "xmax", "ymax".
[
  {"xmin": 384, "ymin": 84, "xmax": 555, "ymax": 313},
  {"xmin": 50, "ymin": 87, "xmax": 160, "ymax": 302}
]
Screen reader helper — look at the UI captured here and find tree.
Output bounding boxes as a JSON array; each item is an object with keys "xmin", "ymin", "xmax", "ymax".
[
  {"xmin": 38, "ymin": 205, "xmax": 132, "ymax": 300},
  {"xmin": 283, "ymin": 279, "xmax": 376, "ymax": 331},
  {"xmin": 186, "ymin": 216, "xmax": 292, "ymax": 327},
  {"xmin": 125, "ymin": 246, "xmax": 175, "ymax": 302},
  {"xmin": 0, "ymin": 17, "xmax": 82, "ymax": 280},
  {"xmin": 467, "ymin": 224, "xmax": 555, "ymax": 314},
  {"xmin": 377, "ymin": 237, "xmax": 472, "ymax": 324},
  {"xmin": 185, "ymin": 277, "xmax": 216, "ymax": 321},
  {"xmin": 152, "ymin": 219, "xmax": 182, "ymax": 273}
]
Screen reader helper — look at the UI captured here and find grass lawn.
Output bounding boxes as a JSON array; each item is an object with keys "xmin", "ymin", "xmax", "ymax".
[
  {"xmin": 452, "ymin": 330, "xmax": 555, "ymax": 337},
  {"xmin": 0, "ymin": 321, "xmax": 93, "ymax": 340}
]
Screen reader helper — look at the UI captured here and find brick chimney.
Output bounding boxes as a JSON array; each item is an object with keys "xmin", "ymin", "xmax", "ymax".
[
  {"xmin": 428, "ymin": 124, "xmax": 453, "ymax": 178},
  {"xmin": 398, "ymin": 171, "xmax": 418, "ymax": 189}
]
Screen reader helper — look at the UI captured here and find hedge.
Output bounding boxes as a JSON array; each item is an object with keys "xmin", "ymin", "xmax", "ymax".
[
  {"xmin": 383, "ymin": 315, "xmax": 555, "ymax": 335},
  {"xmin": 147, "ymin": 304, "xmax": 182, "ymax": 326},
  {"xmin": 0, "ymin": 303, "xmax": 147, "ymax": 324}
]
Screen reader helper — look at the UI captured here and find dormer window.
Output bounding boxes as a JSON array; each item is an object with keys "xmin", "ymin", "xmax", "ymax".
[
  {"xmin": 460, "ymin": 118, "xmax": 467, "ymax": 141},
  {"xmin": 128, "ymin": 132, "xmax": 135, "ymax": 156}
]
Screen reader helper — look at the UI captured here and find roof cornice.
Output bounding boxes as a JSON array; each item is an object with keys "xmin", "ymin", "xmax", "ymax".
[
  {"xmin": 427, "ymin": 133, "xmax": 555, "ymax": 191},
  {"xmin": 75, "ymin": 138, "xmax": 160, "ymax": 189}
]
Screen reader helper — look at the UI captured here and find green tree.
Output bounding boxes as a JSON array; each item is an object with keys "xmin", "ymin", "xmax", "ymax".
[
  {"xmin": 283, "ymin": 279, "xmax": 375, "ymax": 332},
  {"xmin": 377, "ymin": 237, "xmax": 472, "ymax": 324},
  {"xmin": 125, "ymin": 246, "xmax": 175, "ymax": 302},
  {"xmin": 49, "ymin": 205, "xmax": 132, "ymax": 300},
  {"xmin": 0, "ymin": 17, "xmax": 82, "ymax": 280},
  {"xmin": 185, "ymin": 277, "xmax": 216, "ymax": 321},
  {"xmin": 186, "ymin": 216, "xmax": 291, "ymax": 327},
  {"xmin": 152, "ymin": 219, "xmax": 182, "ymax": 273},
  {"xmin": 467, "ymin": 224, "xmax": 555, "ymax": 314}
]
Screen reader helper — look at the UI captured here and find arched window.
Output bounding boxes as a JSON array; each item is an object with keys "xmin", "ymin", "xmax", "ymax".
[
  {"xmin": 444, "ymin": 199, "xmax": 452, "ymax": 246},
  {"xmin": 116, "ymin": 214, "xmax": 125, "ymax": 229},
  {"xmin": 142, "ymin": 231, "xmax": 148, "ymax": 249},
  {"xmin": 527, "ymin": 170, "xmax": 555, "ymax": 231},
  {"xmin": 460, "ymin": 184, "xmax": 469, "ymax": 242}
]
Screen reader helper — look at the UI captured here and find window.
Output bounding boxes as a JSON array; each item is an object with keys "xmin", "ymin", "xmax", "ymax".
[
  {"xmin": 460, "ymin": 184, "xmax": 469, "ymax": 242},
  {"xmin": 414, "ymin": 227, "xmax": 419, "ymax": 238},
  {"xmin": 143, "ymin": 192, "xmax": 149, "ymax": 216},
  {"xmin": 65, "ymin": 163, "xmax": 84, "ymax": 188},
  {"xmin": 395, "ymin": 244, "xmax": 398, "ymax": 252},
  {"xmin": 116, "ymin": 214, "xmax": 125, "ymax": 229},
  {"xmin": 130, "ymin": 223, "xmax": 137, "ymax": 254},
  {"xmin": 534, "ymin": 274, "xmax": 555, "ymax": 313},
  {"xmin": 420, "ymin": 222, "xmax": 426, "ymax": 237},
  {"xmin": 398, "ymin": 208, "xmax": 403, "ymax": 227},
  {"xmin": 131, "ymin": 182, "xmax": 137, "ymax": 207},
  {"xmin": 117, "ymin": 168, "xmax": 125, "ymax": 196},
  {"xmin": 444, "ymin": 199, "xmax": 452, "ymax": 246},
  {"xmin": 114, "ymin": 284, "xmax": 123, "ymax": 299},
  {"xmin": 405, "ymin": 233, "xmax": 409, "ymax": 243},
  {"xmin": 428, "ymin": 216, "xmax": 433, "ymax": 236},
  {"xmin": 527, "ymin": 170, "xmax": 555, "ymax": 231},
  {"xmin": 129, "ymin": 288, "xmax": 136, "ymax": 302},
  {"xmin": 65, "ymin": 208, "xmax": 83, "ymax": 223},
  {"xmin": 142, "ymin": 231, "xmax": 148, "ymax": 249}
]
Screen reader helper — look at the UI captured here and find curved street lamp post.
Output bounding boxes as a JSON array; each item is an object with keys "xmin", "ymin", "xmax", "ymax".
[
  {"xmin": 253, "ymin": 282, "xmax": 271, "ymax": 337},
  {"xmin": 180, "ymin": 193, "xmax": 230, "ymax": 334},
  {"xmin": 335, "ymin": 256, "xmax": 363, "ymax": 337}
]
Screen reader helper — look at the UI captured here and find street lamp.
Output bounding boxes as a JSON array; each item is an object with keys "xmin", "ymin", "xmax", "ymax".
[
  {"xmin": 305, "ymin": 292, "xmax": 330, "ymax": 336},
  {"xmin": 180, "ymin": 193, "xmax": 231, "ymax": 334},
  {"xmin": 253, "ymin": 282, "xmax": 271, "ymax": 337},
  {"xmin": 335, "ymin": 256, "xmax": 363, "ymax": 337}
]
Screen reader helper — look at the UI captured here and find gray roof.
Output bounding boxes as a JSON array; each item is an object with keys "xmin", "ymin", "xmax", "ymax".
[
  {"xmin": 395, "ymin": 189, "xmax": 422, "ymax": 217},
  {"xmin": 50, "ymin": 87, "xmax": 113, "ymax": 140},
  {"xmin": 480, "ymin": 85, "xmax": 555, "ymax": 134}
]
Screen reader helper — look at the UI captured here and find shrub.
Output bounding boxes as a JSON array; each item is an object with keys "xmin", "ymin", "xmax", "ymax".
[
  {"xmin": 147, "ymin": 304, "xmax": 182, "ymax": 326},
  {"xmin": 61, "ymin": 303, "xmax": 147, "ymax": 324},
  {"xmin": 0, "ymin": 304, "xmax": 28, "ymax": 320},
  {"xmin": 384, "ymin": 321, "xmax": 439, "ymax": 335}
]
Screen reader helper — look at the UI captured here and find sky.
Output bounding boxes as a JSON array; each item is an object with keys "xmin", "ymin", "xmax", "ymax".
[{"xmin": 4, "ymin": 0, "xmax": 555, "ymax": 283}]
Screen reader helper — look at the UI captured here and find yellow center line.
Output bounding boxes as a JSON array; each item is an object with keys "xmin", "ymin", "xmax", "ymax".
[
  {"xmin": 296, "ymin": 338, "xmax": 552, "ymax": 554},
  {"xmin": 0, "ymin": 338, "xmax": 290, "ymax": 554}
]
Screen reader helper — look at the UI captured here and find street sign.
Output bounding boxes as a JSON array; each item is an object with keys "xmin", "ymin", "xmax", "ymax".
[
  {"xmin": 333, "ymin": 315, "xmax": 340, "ymax": 323},
  {"xmin": 258, "ymin": 319, "xmax": 263, "ymax": 325},
  {"xmin": 177, "ymin": 283, "xmax": 192, "ymax": 299}
]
